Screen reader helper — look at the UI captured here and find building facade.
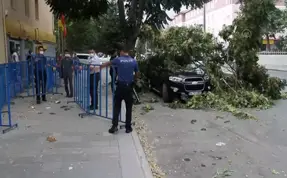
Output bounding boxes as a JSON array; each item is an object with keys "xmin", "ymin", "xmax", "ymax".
[
  {"xmin": 0, "ymin": 0, "xmax": 56, "ymax": 63},
  {"xmin": 169, "ymin": 0, "xmax": 285, "ymax": 38},
  {"xmin": 0, "ymin": 0, "xmax": 6, "ymax": 62}
]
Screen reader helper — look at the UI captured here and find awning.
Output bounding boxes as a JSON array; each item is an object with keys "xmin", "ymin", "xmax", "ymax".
[{"xmin": 5, "ymin": 18, "xmax": 56, "ymax": 43}]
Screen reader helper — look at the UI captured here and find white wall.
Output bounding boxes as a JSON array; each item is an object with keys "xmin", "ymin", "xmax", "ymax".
[{"xmin": 182, "ymin": 4, "xmax": 240, "ymax": 37}]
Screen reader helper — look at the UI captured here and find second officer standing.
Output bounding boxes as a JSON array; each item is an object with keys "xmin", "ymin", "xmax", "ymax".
[
  {"xmin": 61, "ymin": 49, "xmax": 74, "ymax": 97},
  {"xmin": 101, "ymin": 44, "xmax": 139, "ymax": 134}
]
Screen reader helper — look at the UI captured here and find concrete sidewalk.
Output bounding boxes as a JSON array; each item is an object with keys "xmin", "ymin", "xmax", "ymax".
[{"xmin": 0, "ymin": 93, "xmax": 153, "ymax": 178}]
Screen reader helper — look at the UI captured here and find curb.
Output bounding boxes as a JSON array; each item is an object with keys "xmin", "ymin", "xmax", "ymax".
[
  {"xmin": 267, "ymin": 68, "xmax": 287, "ymax": 72},
  {"xmin": 131, "ymin": 131, "xmax": 154, "ymax": 178}
]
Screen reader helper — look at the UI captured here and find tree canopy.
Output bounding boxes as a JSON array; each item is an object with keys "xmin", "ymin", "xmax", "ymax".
[
  {"xmin": 45, "ymin": 0, "xmax": 211, "ymax": 49},
  {"xmin": 262, "ymin": 7, "xmax": 287, "ymax": 50},
  {"xmin": 64, "ymin": 3, "xmax": 124, "ymax": 53}
]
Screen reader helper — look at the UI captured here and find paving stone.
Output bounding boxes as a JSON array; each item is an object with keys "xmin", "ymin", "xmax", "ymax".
[{"xmin": 0, "ymin": 87, "xmax": 152, "ymax": 178}]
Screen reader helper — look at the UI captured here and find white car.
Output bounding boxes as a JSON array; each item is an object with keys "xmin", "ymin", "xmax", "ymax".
[
  {"xmin": 76, "ymin": 53, "xmax": 110, "ymax": 64},
  {"xmin": 76, "ymin": 53, "xmax": 90, "ymax": 64}
]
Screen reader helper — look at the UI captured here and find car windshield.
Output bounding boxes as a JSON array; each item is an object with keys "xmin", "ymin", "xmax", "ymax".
[
  {"xmin": 77, "ymin": 55, "xmax": 89, "ymax": 60},
  {"xmin": 185, "ymin": 63, "xmax": 205, "ymax": 75}
]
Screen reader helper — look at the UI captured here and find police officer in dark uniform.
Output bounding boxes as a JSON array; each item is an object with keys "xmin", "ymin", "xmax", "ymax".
[
  {"xmin": 61, "ymin": 49, "xmax": 74, "ymax": 97},
  {"xmin": 101, "ymin": 44, "xmax": 139, "ymax": 134},
  {"xmin": 33, "ymin": 46, "xmax": 48, "ymax": 104}
]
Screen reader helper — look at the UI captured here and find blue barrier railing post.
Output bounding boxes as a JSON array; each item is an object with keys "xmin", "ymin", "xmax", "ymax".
[
  {"xmin": 0, "ymin": 64, "xmax": 18, "ymax": 134},
  {"xmin": 78, "ymin": 63, "xmax": 92, "ymax": 118},
  {"xmin": 6, "ymin": 65, "xmax": 12, "ymax": 127},
  {"xmin": 74, "ymin": 61, "xmax": 120, "ymax": 122},
  {"xmin": 67, "ymin": 59, "xmax": 79, "ymax": 105},
  {"xmin": 112, "ymin": 66, "xmax": 115, "ymax": 120},
  {"xmin": 92, "ymin": 65, "xmax": 96, "ymax": 114},
  {"xmin": 35, "ymin": 59, "xmax": 40, "ymax": 100},
  {"xmin": 73, "ymin": 62, "xmax": 76, "ymax": 101},
  {"xmin": 99, "ymin": 67, "xmax": 102, "ymax": 116},
  {"xmin": 0, "ymin": 65, "xmax": 3, "ymax": 127},
  {"xmin": 25, "ymin": 60, "xmax": 30, "ymax": 96},
  {"xmin": 105, "ymin": 66, "xmax": 108, "ymax": 118},
  {"xmin": 31, "ymin": 58, "xmax": 35, "ymax": 96},
  {"xmin": 41, "ymin": 58, "xmax": 45, "ymax": 98},
  {"xmin": 87, "ymin": 65, "xmax": 90, "ymax": 112},
  {"xmin": 81, "ymin": 65, "xmax": 84, "ymax": 109}
]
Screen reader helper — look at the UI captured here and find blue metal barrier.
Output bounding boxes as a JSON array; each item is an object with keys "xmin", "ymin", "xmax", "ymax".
[
  {"xmin": 0, "ymin": 64, "xmax": 18, "ymax": 134},
  {"xmin": 0, "ymin": 56, "xmax": 62, "ymax": 134},
  {"xmin": 7, "ymin": 56, "xmax": 62, "ymax": 98},
  {"xmin": 67, "ymin": 62, "xmax": 126, "ymax": 124}
]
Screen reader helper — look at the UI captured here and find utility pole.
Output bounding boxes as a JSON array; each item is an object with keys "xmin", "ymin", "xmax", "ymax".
[{"xmin": 203, "ymin": 4, "xmax": 206, "ymax": 32}]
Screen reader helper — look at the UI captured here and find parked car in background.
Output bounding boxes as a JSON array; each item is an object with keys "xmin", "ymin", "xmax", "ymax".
[
  {"xmin": 76, "ymin": 53, "xmax": 110, "ymax": 65},
  {"xmin": 146, "ymin": 60, "xmax": 212, "ymax": 102},
  {"xmin": 76, "ymin": 53, "xmax": 90, "ymax": 64}
]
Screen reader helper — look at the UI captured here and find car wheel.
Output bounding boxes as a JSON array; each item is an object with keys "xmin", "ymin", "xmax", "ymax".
[{"xmin": 162, "ymin": 83, "xmax": 171, "ymax": 103}]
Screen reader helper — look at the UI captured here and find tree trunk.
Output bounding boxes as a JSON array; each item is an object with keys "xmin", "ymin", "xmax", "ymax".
[
  {"xmin": 126, "ymin": 36, "xmax": 137, "ymax": 50},
  {"xmin": 124, "ymin": 25, "xmax": 140, "ymax": 50},
  {"xmin": 266, "ymin": 33, "xmax": 270, "ymax": 51},
  {"xmin": 117, "ymin": 0, "xmax": 144, "ymax": 51}
]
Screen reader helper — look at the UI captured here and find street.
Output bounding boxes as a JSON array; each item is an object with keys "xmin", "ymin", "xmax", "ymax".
[
  {"xmin": 133, "ymin": 70, "xmax": 287, "ymax": 178},
  {"xmin": 136, "ymin": 95, "xmax": 287, "ymax": 178},
  {"xmin": 268, "ymin": 70, "xmax": 287, "ymax": 92},
  {"xmin": 268, "ymin": 69, "xmax": 287, "ymax": 80}
]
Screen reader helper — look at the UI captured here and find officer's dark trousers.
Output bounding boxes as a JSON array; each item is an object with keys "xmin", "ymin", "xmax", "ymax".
[
  {"xmin": 27, "ymin": 62, "xmax": 33, "ymax": 85},
  {"xmin": 34, "ymin": 70, "xmax": 47, "ymax": 100},
  {"xmin": 90, "ymin": 73, "xmax": 100, "ymax": 107},
  {"xmin": 109, "ymin": 67, "xmax": 117, "ymax": 92},
  {"xmin": 112, "ymin": 82, "xmax": 133, "ymax": 127},
  {"xmin": 64, "ymin": 74, "xmax": 73, "ymax": 96},
  {"xmin": 110, "ymin": 72, "xmax": 116, "ymax": 91}
]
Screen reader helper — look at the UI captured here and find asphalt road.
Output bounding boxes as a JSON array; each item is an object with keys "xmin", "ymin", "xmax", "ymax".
[
  {"xmin": 268, "ymin": 70, "xmax": 287, "ymax": 92},
  {"xmin": 268, "ymin": 69, "xmax": 287, "ymax": 80}
]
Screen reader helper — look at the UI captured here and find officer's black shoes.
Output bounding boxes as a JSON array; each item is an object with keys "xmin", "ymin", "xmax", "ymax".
[
  {"xmin": 89, "ymin": 105, "xmax": 98, "ymax": 110},
  {"xmin": 36, "ymin": 96, "xmax": 41, "ymax": 104},
  {"xmin": 66, "ymin": 93, "xmax": 73, "ymax": 98},
  {"xmin": 108, "ymin": 125, "xmax": 118, "ymax": 134},
  {"xmin": 125, "ymin": 127, "xmax": 133, "ymax": 133},
  {"xmin": 42, "ymin": 96, "xmax": 47, "ymax": 102}
]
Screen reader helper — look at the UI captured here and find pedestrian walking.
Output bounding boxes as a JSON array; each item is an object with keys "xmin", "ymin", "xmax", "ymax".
[
  {"xmin": 11, "ymin": 48, "xmax": 19, "ymax": 62},
  {"xmin": 88, "ymin": 49, "xmax": 101, "ymax": 110},
  {"xmin": 101, "ymin": 44, "xmax": 139, "ymax": 134},
  {"xmin": 61, "ymin": 49, "xmax": 74, "ymax": 98},
  {"xmin": 33, "ymin": 46, "xmax": 47, "ymax": 104},
  {"xmin": 109, "ymin": 49, "xmax": 118, "ymax": 91}
]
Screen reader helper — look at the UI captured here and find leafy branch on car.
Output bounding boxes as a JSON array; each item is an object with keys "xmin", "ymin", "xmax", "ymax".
[{"xmin": 138, "ymin": 0, "xmax": 287, "ymax": 120}]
